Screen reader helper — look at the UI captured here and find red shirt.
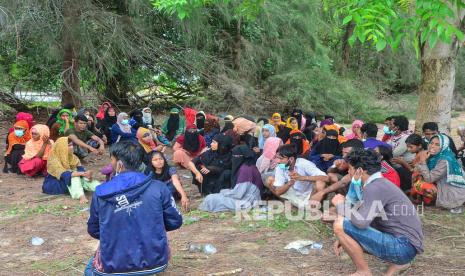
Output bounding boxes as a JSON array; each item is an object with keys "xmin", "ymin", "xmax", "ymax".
[{"xmin": 381, "ymin": 161, "xmax": 401, "ymax": 188}]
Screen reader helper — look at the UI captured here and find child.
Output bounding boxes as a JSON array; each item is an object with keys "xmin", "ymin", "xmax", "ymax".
[
  {"xmin": 4, "ymin": 120, "xmax": 31, "ymax": 174},
  {"xmin": 145, "ymin": 151, "xmax": 189, "ymax": 211}
]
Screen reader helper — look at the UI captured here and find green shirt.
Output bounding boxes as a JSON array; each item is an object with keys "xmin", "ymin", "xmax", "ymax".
[{"xmin": 65, "ymin": 128, "xmax": 94, "ymax": 143}]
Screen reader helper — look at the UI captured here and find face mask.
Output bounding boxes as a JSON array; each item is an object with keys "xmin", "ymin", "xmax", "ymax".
[
  {"xmin": 277, "ymin": 163, "xmax": 289, "ymax": 170},
  {"xmin": 14, "ymin": 129, "xmax": 25, "ymax": 137},
  {"xmin": 115, "ymin": 160, "xmax": 123, "ymax": 176},
  {"xmin": 351, "ymin": 176, "xmax": 362, "ymax": 186},
  {"xmin": 121, "ymin": 119, "xmax": 129, "ymax": 125},
  {"xmin": 383, "ymin": 125, "xmax": 394, "ymax": 135}
]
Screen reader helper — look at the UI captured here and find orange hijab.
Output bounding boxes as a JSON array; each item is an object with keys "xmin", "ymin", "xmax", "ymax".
[
  {"xmin": 324, "ymin": 124, "xmax": 347, "ymax": 144},
  {"xmin": 137, "ymin": 127, "xmax": 157, "ymax": 153},
  {"xmin": 286, "ymin": 130, "xmax": 311, "ymax": 155},
  {"xmin": 270, "ymin": 113, "xmax": 285, "ymax": 132},
  {"xmin": 6, "ymin": 120, "xmax": 31, "ymax": 156},
  {"xmin": 23, "ymin": 124, "xmax": 54, "ymax": 160}
]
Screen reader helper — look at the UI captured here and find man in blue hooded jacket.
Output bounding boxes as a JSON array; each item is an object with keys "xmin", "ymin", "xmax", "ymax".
[{"xmin": 85, "ymin": 141, "xmax": 183, "ymax": 276}]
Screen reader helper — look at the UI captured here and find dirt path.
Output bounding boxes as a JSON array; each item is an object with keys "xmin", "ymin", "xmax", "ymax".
[{"xmin": 1, "ymin": 115, "xmax": 465, "ymax": 275}]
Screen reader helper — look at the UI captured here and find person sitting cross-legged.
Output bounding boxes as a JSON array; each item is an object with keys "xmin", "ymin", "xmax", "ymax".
[
  {"xmin": 332, "ymin": 149, "xmax": 424, "ymax": 276},
  {"xmin": 85, "ymin": 141, "xmax": 183, "ymax": 276},
  {"xmin": 66, "ymin": 114, "xmax": 105, "ymax": 159},
  {"xmin": 265, "ymin": 144, "xmax": 328, "ymax": 208}
]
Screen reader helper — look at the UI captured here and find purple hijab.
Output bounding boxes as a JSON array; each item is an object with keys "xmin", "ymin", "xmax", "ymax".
[{"xmin": 236, "ymin": 164, "xmax": 264, "ymax": 190}]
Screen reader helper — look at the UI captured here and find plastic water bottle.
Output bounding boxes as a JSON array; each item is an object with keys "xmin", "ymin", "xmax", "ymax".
[
  {"xmin": 311, "ymin": 243, "xmax": 323, "ymax": 249},
  {"xmin": 31, "ymin": 237, "xmax": 44, "ymax": 246},
  {"xmin": 202, "ymin": 244, "xmax": 217, "ymax": 254}
]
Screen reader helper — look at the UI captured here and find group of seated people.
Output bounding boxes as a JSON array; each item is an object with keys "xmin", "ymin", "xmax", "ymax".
[{"xmin": 3, "ymin": 104, "xmax": 465, "ymax": 276}]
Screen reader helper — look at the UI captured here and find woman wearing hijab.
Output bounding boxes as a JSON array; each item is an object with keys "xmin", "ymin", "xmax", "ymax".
[
  {"xmin": 221, "ymin": 115, "xmax": 235, "ymax": 133},
  {"xmin": 258, "ymin": 124, "xmax": 276, "ymax": 150},
  {"xmin": 142, "ymin": 107, "xmax": 155, "ymax": 127},
  {"xmin": 137, "ymin": 127, "xmax": 164, "ymax": 154},
  {"xmin": 3, "ymin": 120, "xmax": 31, "ymax": 174},
  {"xmin": 96, "ymin": 107, "xmax": 117, "ymax": 144},
  {"xmin": 309, "ymin": 129, "xmax": 342, "ymax": 172},
  {"xmin": 270, "ymin": 113, "xmax": 291, "ymax": 143},
  {"xmin": 195, "ymin": 111, "xmax": 206, "ymax": 134},
  {"xmin": 173, "ymin": 125, "xmax": 207, "ymax": 169},
  {"xmin": 162, "ymin": 108, "xmax": 186, "ymax": 141},
  {"xmin": 192, "ymin": 134, "xmax": 233, "ymax": 195},
  {"xmin": 345, "ymin": 119, "xmax": 364, "ymax": 140},
  {"xmin": 200, "ymin": 145, "xmax": 263, "ymax": 212},
  {"xmin": 286, "ymin": 130, "xmax": 311, "ymax": 157},
  {"xmin": 291, "ymin": 109, "xmax": 306, "ymax": 131},
  {"xmin": 42, "ymin": 137, "xmax": 100, "ymax": 204},
  {"xmin": 18, "ymin": 124, "xmax": 53, "ymax": 177},
  {"xmin": 129, "ymin": 110, "xmax": 144, "ymax": 131},
  {"xmin": 8, "ymin": 112, "xmax": 34, "ymax": 135},
  {"xmin": 256, "ymin": 137, "xmax": 282, "ymax": 185},
  {"xmin": 203, "ymin": 118, "xmax": 221, "ymax": 148},
  {"xmin": 416, "ymin": 134, "xmax": 465, "ymax": 213},
  {"xmin": 110, "ymin": 112, "xmax": 137, "ymax": 144},
  {"xmin": 50, "ymin": 109, "xmax": 74, "ymax": 141},
  {"xmin": 95, "ymin": 101, "xmax": 112, "ymax": 122},
  {"xmin": 286, "ymin": 117, "xmax": 299, "ymax": 131},
  {"xmin": 46, "ymin": 103, "xmax": 76, "ymax": 128}
]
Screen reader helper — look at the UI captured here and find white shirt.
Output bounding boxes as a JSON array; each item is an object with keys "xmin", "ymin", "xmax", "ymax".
[{"xmin": 273, "ymin": 158, "xmax": 326, "ymax": 197}]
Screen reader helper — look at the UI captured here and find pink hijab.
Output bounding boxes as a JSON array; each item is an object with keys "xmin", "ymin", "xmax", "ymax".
[
  {"xmin": 256, "ymin": 137, "xmax": 282, "ymax": 173},
  {"xmin": 345, "ymin": 120, "xmax": 364, "ymax": 140}
]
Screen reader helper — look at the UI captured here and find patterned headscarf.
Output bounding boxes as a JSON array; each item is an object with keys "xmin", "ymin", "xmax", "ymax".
[{"xmin": 427, "ymin": 134, "xmax": 465, "ymax": 188}]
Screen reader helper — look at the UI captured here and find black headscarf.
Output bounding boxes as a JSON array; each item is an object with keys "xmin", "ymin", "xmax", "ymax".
[
  {"xmin": 102, "ymin": 108, "xmax": 117, "ymax": 127},
  {"xmin": 240, "ymin": 133, "xmax": 257, "ymax": 149},
  {"xmin": 257, "ymin": 117, "xmax": 269, "ymax": 125},
  {"xmin": 290, "ymin": 131, "xmax": 306, "ymax": 155},
  {"xmin": 231, "ymin": 145, "xmax": 256, "ymax": 186},
  {"xmin": 130, "ymin": 110, "xmax": 143, "ymax": 130},
  {"xmin": 292, "ymin": 109, "xmax": 304, "ymax": 129},
  {"xmin": 221, "ymin": 121, "xmax": 234, "ymax": 133},
  {"xmin": 183, "ymin": 128, "xmax": 200, "ymax": 153},
  {"xmin": 167, "ymin": 113, "xmax": 180, "ymax": 133},
  {"xmin": 199, "ymin": 134, "xmax": 233, "ymax": 166},
  {"xmin": 196, "ymin": 112, "xmax": 206, "ymax": 130},
  {"xmin": 314, "ymin": 129, "xmax": 341, "ymax": 155},
  {"xmin": 304, "ymin": 112, "xmax": 315, "ymax": 128}
]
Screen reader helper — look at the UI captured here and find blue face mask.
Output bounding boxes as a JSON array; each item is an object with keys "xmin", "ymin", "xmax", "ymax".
[
  {"xmin": 14, "ymin": 129, "xmax": 25, "ymax": 137},
  {"xmin": 383, "ymin": 125, "xmax": 394, "ymax": 135},
  {"xmin": 277, "ymin": 163, "xmax": 289, "ymax": 170},
  {"xmin": 121, "ymin": 119, "xmax": 129, "ymax": 125},
  {"xmin": 351, "ymin": 176, "xmax": 362, "ymax": 186}
]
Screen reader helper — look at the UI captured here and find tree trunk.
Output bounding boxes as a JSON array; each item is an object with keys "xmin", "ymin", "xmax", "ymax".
[
  {"xmin": 415, "ymin": 42, "xmax": 459, "ymax": 134},
  {"xmin": 341, "ymin": 22, "xmax": 354, "ymax": 73},
  {"xmin": 232, "ymin": 18, "xmax": 242, "ymax": 71},
  {"xmin": 61, "ymin": 2, "xmax": 82, "ymax": 107},
  {"xmin": 103, "ymin": 77, "xmax": 130, "ymax": 108},
  {"xmin": 0, "ymin": 90, "xmax": 30, "ymax": 111}
]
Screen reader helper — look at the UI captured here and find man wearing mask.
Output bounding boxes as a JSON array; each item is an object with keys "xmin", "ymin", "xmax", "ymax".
[
  {"xmin": 332, "ymin": 149, "xmax": 423, "ymax": 276},
  {"xmin": 265, "ymin": 144, "xmax": 328, "ymax": 207},
  {"xmin": 85, "ymin": 141, "xmax": 183, "ymax": 275}
]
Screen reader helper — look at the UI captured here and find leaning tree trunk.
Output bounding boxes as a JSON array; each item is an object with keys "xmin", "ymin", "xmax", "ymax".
[
  {"xmin": 0, "ymin": 90, "xmax": 30, "ymax": 111},
  {"xmin": 61, "ymin": 2, "xmax": 82, "ymax": 107}
]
